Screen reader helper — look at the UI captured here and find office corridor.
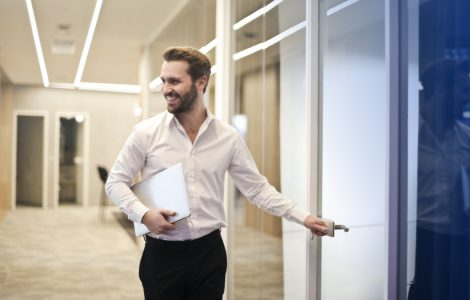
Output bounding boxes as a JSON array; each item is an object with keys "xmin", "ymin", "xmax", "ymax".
[{"xmin": 0, "ymin": 207, "xmax": 143, "ymax": 300}]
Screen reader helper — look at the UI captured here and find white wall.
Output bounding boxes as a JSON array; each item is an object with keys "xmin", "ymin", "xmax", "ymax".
[
  {"xmin": 12, "ymin": 86, "xmax": 140, "ymax": 208},
  {"xmin": 321, "ymin": 0, "xmax": 387, "ymax": 299}
]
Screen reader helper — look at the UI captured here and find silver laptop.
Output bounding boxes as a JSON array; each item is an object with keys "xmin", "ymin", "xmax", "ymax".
[{"xmin": 131, "ymin": 163, "xmax": 190, "ymax": 236}]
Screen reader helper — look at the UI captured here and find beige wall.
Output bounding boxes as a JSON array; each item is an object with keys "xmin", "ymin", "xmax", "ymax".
[
  {"xmin": 242, "ymin": 65, "xmax": 282, "ymax": 237},
  {"xmin": 12, "ymin": 86, "xmax": 141, "ymax": 208},
  {"xmin": 0, "ymin": 73, "xmax": 13, "ymax": 210}
]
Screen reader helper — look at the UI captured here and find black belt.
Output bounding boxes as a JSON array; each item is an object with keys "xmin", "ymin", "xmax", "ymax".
[{"xmin": 144, "ymin": 229, "xmax": 221, "ymax": 245}]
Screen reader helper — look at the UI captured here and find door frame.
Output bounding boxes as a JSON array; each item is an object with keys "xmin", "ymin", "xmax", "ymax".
[
  {"xmin": 306, "ymin": 0, "xmax": 321, "ymax": 299},
  {"xmin": 53, "ymin": 111, "xmax": 90, "ymax": 208},
  {"xmin": 11, "ymin": 110, "xmax": 49, "ymax": 210}
]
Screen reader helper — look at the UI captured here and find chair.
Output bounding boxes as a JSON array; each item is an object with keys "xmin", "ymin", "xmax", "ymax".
[{"xmin": 97, "ymin": 165, "xmax": 109, "ymax": 222}]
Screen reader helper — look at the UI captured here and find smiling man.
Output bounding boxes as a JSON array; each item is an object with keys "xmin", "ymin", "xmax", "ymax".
[{"xmin": 105, "ymin": 47, "xmax": 328, "ymax": 300}]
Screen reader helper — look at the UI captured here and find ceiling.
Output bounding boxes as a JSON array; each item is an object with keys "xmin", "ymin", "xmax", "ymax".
[
  {"xmin": 0, "ymin": 0, "xmax": 378, "ymax": 89},
  {"xmin": 0, "ymin": 0, "xmax": 190, "ymax": 87}
]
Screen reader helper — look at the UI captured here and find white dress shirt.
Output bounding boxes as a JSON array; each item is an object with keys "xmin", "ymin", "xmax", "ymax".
[{"xmin": 105, "ymin": 111, "xmax": 310, "ymax": 241}]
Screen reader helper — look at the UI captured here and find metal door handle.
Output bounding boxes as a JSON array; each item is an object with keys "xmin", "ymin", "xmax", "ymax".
[
  {"xmin": 334, "ymin": 224, "xmax": 349, "ymax": 232},
  {"xmin": 323, "ymin": 219, "xmax": 350, "ymax": 237}
]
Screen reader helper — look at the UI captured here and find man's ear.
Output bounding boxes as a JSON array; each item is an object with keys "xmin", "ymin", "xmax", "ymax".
[{"xmin": 196, "ymin": 76, "xmax": 208, "ymax": 92}]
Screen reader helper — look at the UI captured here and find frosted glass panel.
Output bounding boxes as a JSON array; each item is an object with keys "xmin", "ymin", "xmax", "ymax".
[{"xmin": 320, "ymin": 0, "xmax": 386, "ymax": 299}]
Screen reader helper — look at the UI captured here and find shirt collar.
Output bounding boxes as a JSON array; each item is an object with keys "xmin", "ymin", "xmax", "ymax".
[{"xmin": 164, "ymin": 109, "xmax": 214, "ymax": 128}]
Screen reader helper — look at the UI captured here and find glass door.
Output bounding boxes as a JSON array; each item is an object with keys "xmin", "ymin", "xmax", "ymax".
[
  {"xmin": 232, "ymin": 0, "xmax": 309, "ymax": 299},
  {"xmin": 318, "ymin": 0, "xmax": 387, "ymax": 299},
  {"xmin": 403, "ymin": 0, "xmax": 470, "ymax": 299},
  {"xmin": 55, "ymin": 112, "xmax": 88, "ymax": 207}
]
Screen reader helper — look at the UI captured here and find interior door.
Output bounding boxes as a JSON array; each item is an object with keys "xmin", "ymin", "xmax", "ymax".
[
  {"xmin": 317, "ymin": 0, "xmax": 387, "ymax": 299},
  {"xmin": 15, "ymin": 115, "xmax": 45, "ymax": 207},
  {"xmin": 56, "ymin": 113, "xmax": 87, "ymax": 207}
]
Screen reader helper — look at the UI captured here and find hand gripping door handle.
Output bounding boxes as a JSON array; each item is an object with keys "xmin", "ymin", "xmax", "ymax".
[{"xmin": 323, "ymin": 219, "xmax": 350, "ymax": 237}]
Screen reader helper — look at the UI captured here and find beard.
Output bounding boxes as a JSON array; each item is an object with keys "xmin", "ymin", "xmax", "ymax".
[{"xmin": 165, "ymin": 83, "xmax": 198, "ymax": 115}]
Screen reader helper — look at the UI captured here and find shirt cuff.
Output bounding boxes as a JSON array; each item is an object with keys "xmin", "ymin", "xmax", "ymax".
[
  {"xmin": 131, "ymin": 201, "xmax": 150, "ymax": 224},
  {"xmin": 286, "ymin": 206, "xmax": 311, "ymax": 226}
]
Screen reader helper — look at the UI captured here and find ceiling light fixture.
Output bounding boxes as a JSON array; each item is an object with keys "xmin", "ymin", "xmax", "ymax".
[
  {"xmin": 25, "ymin": 0, "xmax": 49, "ymax": 87},
  {"xmin": 49, "ymin": 82, "xmax": 75, "ymax": 90},
  {"xmin": 74, "ymin": 0, "xmax": 103, "ymax": 87},
  {"xmin": 76, "ymin": 82, "xmax": 141, "ymax": 94},
  {"xmin": 199, "ymin": 39, "xmax": 218, "ymax": 54},
  {"xmin": 149, "ymin": 77, "xmax": 163, "ymax": 91},
  {"xmin": 210, "ymin": 65, "xmax": 218, "ymax": 75},
  {"xmin": 233, "ymin": 0, "xmax": 284, "ymax": 31},
  {"xmin": 327, "ymin": 0, "xmax": 360, "ymax": 16},
  {"xmin": 233, "ymin": 21, "xmax": 306, "ymax": 61},
  {"xmin": 49, "ymin": 82, "xmax": 141, "ymax": 94}
]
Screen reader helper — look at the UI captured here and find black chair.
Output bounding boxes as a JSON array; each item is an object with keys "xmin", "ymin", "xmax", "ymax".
[{"xmin": 97, "ymin": 165, "xmax": 109, "ymax": 222}]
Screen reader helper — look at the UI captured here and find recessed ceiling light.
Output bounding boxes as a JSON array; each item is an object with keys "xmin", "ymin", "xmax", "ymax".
[{"xmin": 52, "ymin": 40, "xmax": 76, "ymax": 55}]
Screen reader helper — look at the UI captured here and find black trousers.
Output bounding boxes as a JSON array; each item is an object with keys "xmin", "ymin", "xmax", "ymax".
[{"xmin": 139, "ymin": 230, "xmax": 227, "ymax": 300}]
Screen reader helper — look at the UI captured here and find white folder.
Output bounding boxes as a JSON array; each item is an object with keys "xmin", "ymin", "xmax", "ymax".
[{"xmin": 131, "ymin": 163, "xmax": 190, "ymax": 236}]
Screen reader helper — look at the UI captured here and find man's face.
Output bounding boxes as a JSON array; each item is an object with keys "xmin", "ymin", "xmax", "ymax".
[{"xmin": 160, "ymin": 60, "xmax": 198, "ymax": 115}]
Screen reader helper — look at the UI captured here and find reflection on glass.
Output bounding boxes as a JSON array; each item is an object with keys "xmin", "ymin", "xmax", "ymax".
[
  {"xmin": 407, "ymin": 1, "xmax": 470, "ymax": 299},
  {"xmin": 147, "ymin": 0, "xmax": 216, "ymax": 117},
  {"xmin": 232, "ymin": 0, "xmax": 306, "ymax": 299},
  {"xmin": 149, "ymin": 0, "xmax": 216, "ymax": 81}
]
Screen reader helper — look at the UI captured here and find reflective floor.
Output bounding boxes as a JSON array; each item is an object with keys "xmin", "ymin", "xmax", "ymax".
[
  {"xmin": 233, "ymin": 225, "xmax": 283, "ymax": 300},
  {"xmin": 0, "ymin": 206, "xmax": 284, "ymax": 300},
  {"xmin": 0, "ymin": 207, "xmax": 143, "ymax": 300}
]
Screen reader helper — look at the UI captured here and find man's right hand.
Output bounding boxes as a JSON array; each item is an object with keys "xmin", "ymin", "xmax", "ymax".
[{"xmin": 141, "ymin": 209, "xmax": 176, "ymax": 234}]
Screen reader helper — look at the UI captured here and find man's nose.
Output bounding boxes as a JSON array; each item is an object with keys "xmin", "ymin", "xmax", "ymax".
[{"xmin": 161, "ymin": 83, "xmax": 171, "ymax": 94}]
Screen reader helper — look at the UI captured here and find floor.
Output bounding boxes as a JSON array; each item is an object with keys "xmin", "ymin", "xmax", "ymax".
[
  {"xmin": 232, "ymin": 197, "xmax": 284, "ymax": 300},
  {"xmin": 0, "ymin": 205, "xmax": 284, "ymax": 300},
  {"xmin": 0, "ymin": 206, "xmax": 143, "ymax": 300},
  {"xmin": 233, "ymin": 225, "xmax": 284, "ymax": 300}
]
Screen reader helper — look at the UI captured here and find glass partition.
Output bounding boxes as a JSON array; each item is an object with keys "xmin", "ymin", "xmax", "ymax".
[
  {"xmin": 148, "ymin": 0, "xmax": 216, "ymax": 117},
  {"xmin": 404, "ymin": 1, "xmax": 470, "ymax": 299},
  {"xmin": 232, "ymin": 0, "xmax": 307, "ymax": 298}
]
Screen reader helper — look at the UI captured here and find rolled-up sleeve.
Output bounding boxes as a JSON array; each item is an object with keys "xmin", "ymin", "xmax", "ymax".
[
  {"xmin": 105, "ymin": 128, "xmax": 150, "ymax": 223},
  {"xmin": 228, "ymin": 134, "xmax": 310, "ymax": 226}
]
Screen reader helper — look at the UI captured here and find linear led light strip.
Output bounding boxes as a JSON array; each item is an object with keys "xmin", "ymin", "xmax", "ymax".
[
  {"xmin": 25, "ymin": 0, "xmax": 139, "ymax": 94},
  {"xmin": 74, "ymin": 0, "xmax": 103, "ymax": 86},
  {"xmin": 233, "ymin": 0, "xmax": 283, "ymax": 31},
  {"xmin": 25, "ymin": 0, "xmax": 49, "ymax": 87},
  {"xmin": 50, "ymin": 82, "xmax": 141, "ymax": 94},
  {"xmin": 233, "ymin": 21, "xmax": 306, "ymax": 61},
  {"xmin": 149, "ymin": 39, "xmax": 218, "ymax": 91},
  {"xmin": 327, "ymin": 0, "xmax": 360, "ymax": 16}
]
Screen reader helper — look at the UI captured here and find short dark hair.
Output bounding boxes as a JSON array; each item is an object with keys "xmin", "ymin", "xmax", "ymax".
[{"xmin": 162, "ymin": 47, "xmax": 212, "ymax": 92}]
